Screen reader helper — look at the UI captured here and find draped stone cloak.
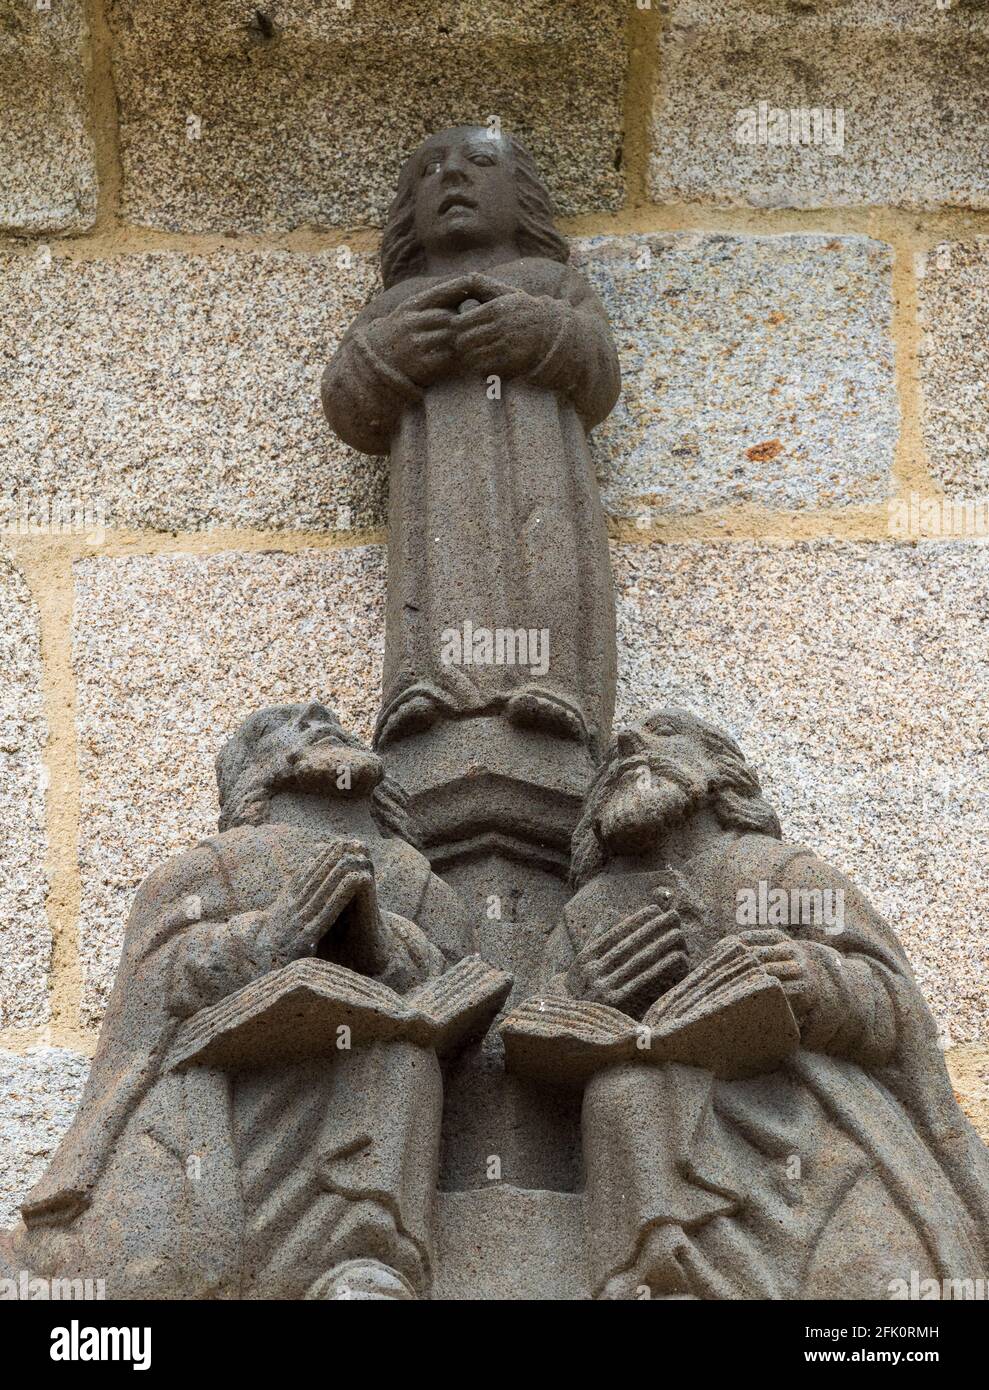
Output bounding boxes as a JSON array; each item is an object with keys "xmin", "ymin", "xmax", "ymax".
[
  {"xmin": 322, "ymin": 257, "xmax": 620, "ymax": 751},
  {"xmin": 552, "ymin": 833, "xmax": 989, "ymax": 1299},
  {"xmin": 5, "ymin": 822, "xmax": 465, "ymax": 1299}
]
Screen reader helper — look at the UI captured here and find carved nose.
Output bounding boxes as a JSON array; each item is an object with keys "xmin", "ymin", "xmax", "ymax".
[
  {"xmin": 615, "ymin": 730, "xmax": 642, "ymax": 759},
  {"xmin": 298, "ymin": 700, "xmax": 328, "ymax": 728}
]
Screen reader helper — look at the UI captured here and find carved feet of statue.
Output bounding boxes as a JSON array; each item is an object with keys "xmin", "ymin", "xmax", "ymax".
[
  {"xmin": 375, "ymin": 679, "xmax": 590, "ymax": 749},
  {"xmin": 306, "ymin": 1259, "xmax": 417, "ymax": 1300},
  {"xmin": 504, "ymin": 685, "xmax": 587, "ymax": 743},
  {"xmin": 374, "ymin": 682, "xmax": 454, "ymax": 747}
]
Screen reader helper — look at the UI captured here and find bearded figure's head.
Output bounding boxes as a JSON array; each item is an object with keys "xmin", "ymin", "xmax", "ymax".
[
  {"xmin": 215, "ymin": 701, "xmax": 418, "ymax": 844},
  {"xmin": 570, "ymin": 707, "xmax": 781, "ymax": 888},
  {"xmin": 380, "ymin": 125, "xmax": 568, "ymax": 289}
]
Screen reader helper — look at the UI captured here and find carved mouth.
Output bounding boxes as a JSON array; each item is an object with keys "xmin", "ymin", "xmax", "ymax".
[{"xmin": 438, "ymin": 192, "xmax": 477, "ymax": 215}]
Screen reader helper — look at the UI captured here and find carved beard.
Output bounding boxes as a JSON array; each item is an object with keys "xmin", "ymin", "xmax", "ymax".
[
  {"xmin": 596, "ymin": 761, "xmax": 710, "ymax": 858},
  {"xmin": 220, "ymin": 739, "xmax": 386, "ymax": 831},
  {"xmin": 286, "ymin": 739, "xmax": 385, "ymax": 798}
]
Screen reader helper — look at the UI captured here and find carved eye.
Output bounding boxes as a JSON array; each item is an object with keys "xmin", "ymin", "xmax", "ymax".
[
  {"xmin": 423, "ymin": 159, "xmax": 443, "ymax": 176},
  {"xmin": 470, "ymin": 153, "xmax": 495, "ymax": 167}
]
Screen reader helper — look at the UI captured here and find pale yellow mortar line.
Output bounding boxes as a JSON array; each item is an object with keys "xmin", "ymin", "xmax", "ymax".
[
  {"xmin": 7, "ymin": 539, "xmax": 90, "ymax": 1053},
  {"xmin": 82, "ymin": 0, "xmax": 123, "ymax": 237},
  {"xmin": 620, "ymin": 0, "xmax": 664, "ymax": 210},
  {"xmin": 946, "ymin": 1045, "xmax": 989, "ymax": 1146},
  {"xmin": 9, "ymin": 526, "xmax": 387, "ymax": 564},
  {"xmin": 610, "ymin": 504, "xmax": 895, "ymax": 545},
  {"xmin": 1, "ymin": 204, "xmax": 988, "ymax": 263},
  {"xmin": 7, "ymin": 508, "xmax": 989, "ymax": 568},
  {"xmin": 0, "ymin": 514, "xmax": 946, "ymax": 561},
  {"xmin": 566, "ymin": 203, "xmax": 989, "ymax": 242},
  {"xmin": 0, "ymin": 1026, "xmax": 97, "ymax": 1058},
  {"xmin": 869, "ymin": 212, "xmax": 939, "ymax": 505}
]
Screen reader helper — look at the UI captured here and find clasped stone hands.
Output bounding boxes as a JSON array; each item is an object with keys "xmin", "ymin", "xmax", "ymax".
[
  {"xmin": 366, "ymin": 272, "xmax": 564, "ymax": 388},
  {"xmin": 564, "ymin": 885, "xmax": 690, "ymax": 1022},
  {"xmin": 267, "ymin": 838, "xmax": 392, "ymax": 978}
]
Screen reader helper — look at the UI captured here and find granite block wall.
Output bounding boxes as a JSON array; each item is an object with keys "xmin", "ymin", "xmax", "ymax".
[{"xmin": 1, "ymin": 0, "xmax": 987, "ymax": 1221}]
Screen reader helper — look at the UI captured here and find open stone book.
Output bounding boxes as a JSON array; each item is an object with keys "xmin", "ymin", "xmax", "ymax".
[
  {"xmin": 500, "ymin": 934, "xmax": 800, "ymax": 1084},
  {"xmin": 166, "ymin": 954, "xmax": 513, "ymax": 1071}
]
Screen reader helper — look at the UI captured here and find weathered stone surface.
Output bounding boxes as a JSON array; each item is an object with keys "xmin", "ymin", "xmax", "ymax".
[
  {"xmin": 0, "ymin": 0, "xmax": 97, "ymax": 233},
  {"xmin": 0, "ymin": 248, "xmax": 380, "ymax": 533},
  {"xmin": 73, "ymin": 539, "xmax": 989, "ymax": 1050},
  {"xmin": 72, "ymin": 546, "xmax": 386, "ymax": 1022},
  {"xmin": 0, "ymin": 234, "xmax": 895, "ymax": 533},
  {"xmin": 434, "ymin": 1189, "xmax": 586, "ymax": 1300},
  {"xmin": 650, "ymin": 1, "xmax": 989, "ymax": 210},
  {"xmin": 918, "ymin": 239, "xmax": 989, "ymax": 499},
  {"xmin": 576, "ymin": 233, "xmax": 895, "ymax": 514},
  {"xmin": 0, "ymin": 1049, "xmax": 89, "ymax": 1229},
  {"xmin": 0, "ymin": 558, "xmax": 49, "ymax": 1030},
  {"xmin": 110, "ymin": 0, "xmax": 626, "ymax": 233},
  {"xmin": 614, "ymin": 539, "xmax": 989, "ymax": 1043}
]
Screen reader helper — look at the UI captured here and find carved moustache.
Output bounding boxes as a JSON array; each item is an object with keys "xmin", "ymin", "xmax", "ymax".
[{"xmin": 285, "ymin": 738, "xmax": 384, "ymax": 796}]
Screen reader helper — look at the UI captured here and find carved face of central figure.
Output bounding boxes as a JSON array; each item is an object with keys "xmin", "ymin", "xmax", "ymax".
[{"xmin": 412, "ymin": 126, "xmax": 520, "ymax": 259}]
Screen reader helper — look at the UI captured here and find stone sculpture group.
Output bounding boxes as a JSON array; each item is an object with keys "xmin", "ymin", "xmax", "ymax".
[{"xmin": 3, "ymin": 128, "xmax": 987, "ymax": 1300}]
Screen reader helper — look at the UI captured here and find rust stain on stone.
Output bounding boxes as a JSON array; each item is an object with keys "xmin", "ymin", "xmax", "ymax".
[{"xmin": 746, "ymin": 439, "xmax": 784, "ymax": 462}]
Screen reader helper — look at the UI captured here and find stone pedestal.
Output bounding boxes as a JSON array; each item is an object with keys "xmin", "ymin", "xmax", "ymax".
[
  {"xmin": 384, "ymin": 714, "xmax": 591, "ymax": 1269},
  {"xmin": 382, "ymin": 717, "xmax": 595, "ymax": 883}
]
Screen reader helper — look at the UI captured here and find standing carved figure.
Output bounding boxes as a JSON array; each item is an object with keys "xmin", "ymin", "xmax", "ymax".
[{"xmin": 322, "ymin": 127, "xmax": 620, "ymax": 756}]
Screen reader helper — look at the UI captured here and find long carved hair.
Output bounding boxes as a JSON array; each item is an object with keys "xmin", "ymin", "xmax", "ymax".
[
  {"xmin": 215, "ymin": 705, "xmax": 421, "ymax": 849},
  {"xmin": 380, "ymin": 131, "xmax": 569, "ymax": 289},
  {"xmin": 570, "ymin": 707, "xmax": 782, "ymax": 889}
]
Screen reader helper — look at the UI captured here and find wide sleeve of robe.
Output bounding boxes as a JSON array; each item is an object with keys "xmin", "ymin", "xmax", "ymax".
[
  {"xmin": 321, "ymin": 291, "xmax": 424, "ymax": 456},
  {"xmin": 525, "ymin": 263, "xmax": 621, "ymax": 430}
]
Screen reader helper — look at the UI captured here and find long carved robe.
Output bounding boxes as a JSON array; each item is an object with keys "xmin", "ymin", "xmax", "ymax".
[
  {"xmin": 5, "ymin": 822, "xmax": 467, "ymax": 1299},
  {"xmin": 553, "ymin": 833, "xmax": 989, "ymax": 1299},
  {"xmin": 322, "ymin": 256, "xmax": 620, "ymax": 752}
]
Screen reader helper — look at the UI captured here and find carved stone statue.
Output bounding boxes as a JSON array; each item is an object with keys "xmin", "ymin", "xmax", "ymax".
[
  {"xmin": 322, "ymin": 126, "xmax": 620, "ymax": 757},
  {"xmin": 320, "ymin": 130, "xmax": 630, "ymax": 1202},
  {"xmin": 5, "ymin": 130, "xmax": 987, "ymax": 1302},
  {"xmin": 2, "ymin": 704, "xmax": 483, "ymax": 1299},
  {"xmin": 528, "ymin": 709, "xmax": 989, "ymax": 1299}
]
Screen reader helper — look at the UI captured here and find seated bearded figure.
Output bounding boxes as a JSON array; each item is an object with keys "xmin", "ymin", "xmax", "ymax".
[
  {"xmin": 546, "ymin": 708, "xmax": 989, "ymax": 1300},
  {"xmin": 1, "ymin": 702, "xmax": 470, "ymax": 1301}
]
